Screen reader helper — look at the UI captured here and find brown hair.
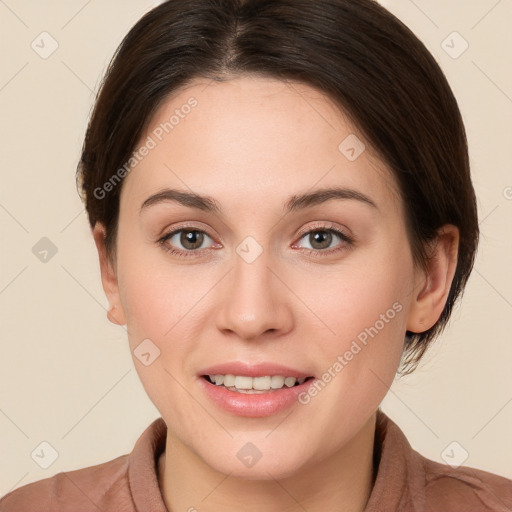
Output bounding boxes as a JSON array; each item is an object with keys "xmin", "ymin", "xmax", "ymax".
[{"xmin": 77, "ymin": 0, "xmax": 479, "ymax": 373}]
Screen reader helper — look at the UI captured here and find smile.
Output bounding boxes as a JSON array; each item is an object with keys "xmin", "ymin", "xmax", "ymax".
[{"xmin": 202, "ymin": 374, "xmax": 314, "ymax": 393}]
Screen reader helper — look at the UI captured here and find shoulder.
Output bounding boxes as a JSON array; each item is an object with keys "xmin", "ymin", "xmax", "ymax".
[
  {"xmin": 416, "ymin": 452, "xmax": 512, "ymax": 511},
  {"xmin": 0, "ymin": 454, "xmax": 133, "ymax": 512},
  {"xmin": 373, "ymin": 412, "xmax": 512, "ymax": 512}
]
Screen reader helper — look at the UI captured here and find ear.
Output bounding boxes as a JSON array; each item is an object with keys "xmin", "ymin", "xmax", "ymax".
[
  {"xmin": 92, "ymin": 223, "xmax": 127, "ymax": 326},
  {"xmin": 406, "ymin": 225, "xmax": 459, "ymax": 333}
]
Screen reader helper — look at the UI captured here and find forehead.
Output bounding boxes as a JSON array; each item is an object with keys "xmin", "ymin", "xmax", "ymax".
[{"xmin": 120, "ymin": 75, "xmax": 400, "ymax": 216}]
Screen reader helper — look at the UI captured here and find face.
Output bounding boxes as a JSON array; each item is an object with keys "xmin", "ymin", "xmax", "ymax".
[{"xmin": 98, "ymin": 76, "xmax": 428, "ymax": 479}]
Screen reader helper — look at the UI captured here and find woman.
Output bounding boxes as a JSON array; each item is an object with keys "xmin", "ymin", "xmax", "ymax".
[{"xmin": 1, "ymin": 0, "xmax": 510, "ymax": 510}]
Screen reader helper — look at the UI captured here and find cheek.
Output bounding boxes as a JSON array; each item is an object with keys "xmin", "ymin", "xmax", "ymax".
[
  {"xmin": 297, "ymin": 253, "xmax": 411, "ymax": 407},
  {"xmin": 115, "ymin": 245, "xmax": 206, "ymax": 425},
  {"xmin": 289, "ymin": 264, "xmax": 410, "ymax": 453},
  {"xmin": 115, "ymin": 233, "xmax": 192, "ymax": 338},
  {"xmin": 305, "ymin": 260, "xmax": 410, "ymax": 349},
  {"xmin": 115, "ymin": 242, "xmax": 222, "ymax": 392}
]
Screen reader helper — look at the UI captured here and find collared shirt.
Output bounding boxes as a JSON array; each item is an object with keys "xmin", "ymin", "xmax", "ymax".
[{"xmin": 1, "ymin": 411, "xmax": 511, "ymax": 511}]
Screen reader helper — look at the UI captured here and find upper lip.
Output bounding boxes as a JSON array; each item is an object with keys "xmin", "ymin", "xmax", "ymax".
[{"xmin": 199, "ymin": 362, "xmax": 314, "ymax": 379}]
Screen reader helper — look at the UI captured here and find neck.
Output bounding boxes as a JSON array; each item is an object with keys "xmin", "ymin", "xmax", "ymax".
[{"xmin": 158, "ymin": 413, "xmax": 377, "ymax": 512}]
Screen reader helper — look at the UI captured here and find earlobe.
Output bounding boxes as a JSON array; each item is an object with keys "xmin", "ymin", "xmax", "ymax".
[
  {"xmin": 106, "ymin": 303, "xmax": 126, "ymax": 326},
  {"xmin": 92, "ymin": 223, "xmax": 127, "ymax": 326},
  {"xmin": 406, "ymin": 225, "xmax": 459, "ymax": 334}
]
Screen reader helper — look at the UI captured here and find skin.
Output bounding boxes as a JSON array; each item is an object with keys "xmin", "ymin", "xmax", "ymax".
[{"xmin": 93, "ymin": 76, "xmax": 459, "ymax": 512}]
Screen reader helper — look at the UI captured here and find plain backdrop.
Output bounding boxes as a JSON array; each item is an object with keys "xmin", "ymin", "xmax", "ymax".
[{"xmin": 1, "ymin": 0, "xmax": 511, "ymax": 496}]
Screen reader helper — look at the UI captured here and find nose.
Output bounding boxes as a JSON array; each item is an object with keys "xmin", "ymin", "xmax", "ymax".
[{"xmin": 215, "ymin": 248, "xmax": 294, "ymax": 341}]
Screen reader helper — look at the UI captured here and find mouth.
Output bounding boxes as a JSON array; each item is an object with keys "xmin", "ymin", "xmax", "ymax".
[
  {"xmin": 198, "ymin": 364, "xmax": 318, "ymax": 416},
  {"xmin": 201, "ymin": 374, "xmax": 315, "ymax": 394}
]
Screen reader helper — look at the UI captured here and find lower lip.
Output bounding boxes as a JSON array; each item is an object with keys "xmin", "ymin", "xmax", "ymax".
[{"xmin": 198, "ymin": 376, "xmax": 316, "ymax": 417}]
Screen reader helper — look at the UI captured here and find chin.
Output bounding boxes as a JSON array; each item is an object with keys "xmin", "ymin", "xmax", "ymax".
[
  {"xmin": 197, "ymin": 439, "xmax": 312, "ymax": 481},
  {"xmin": 212, "ymin": 458, "xmax": 306, "ymax": 481}
]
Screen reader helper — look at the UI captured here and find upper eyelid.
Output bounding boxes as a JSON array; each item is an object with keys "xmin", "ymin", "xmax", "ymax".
[
  {"xmin": 161, "ymin": 224, "xmax": 215, "ymax": 241},
  {"xmin": 295, "ymin": 222, "xmax": 351, "ymax": 239}
]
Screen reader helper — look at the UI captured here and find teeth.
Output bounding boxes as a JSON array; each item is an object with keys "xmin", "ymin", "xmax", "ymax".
[
  {"xmin": 223, "ymin": 374, "xmax": 236, "ymax": 387},
  {"xmin": 271, "ymin": 375, "xmax": 285, "ymax": 389},
  {"xmin": 206, "ymin": 374, "xmax": 308, "ymax": 391},
  {"xmin": 284, "ymin": 376, "xmax": 297, "ymax": 387},
  {"xmin": 235, "ymin": 375, "xmax": 253, "ymax": 389}
]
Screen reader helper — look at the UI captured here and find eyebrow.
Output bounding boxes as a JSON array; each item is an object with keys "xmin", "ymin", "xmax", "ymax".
[{"xmin": 140, "ymin": 186, "xmax": 377, "ymax": 215}]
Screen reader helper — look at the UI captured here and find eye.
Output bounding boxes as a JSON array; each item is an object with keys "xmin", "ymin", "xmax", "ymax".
[
  {"xmin": 294, "ymin": 223, "xmax": 353, "ymax": 255},
  {"xmin": 158, "ymin": 227, "xmax": 217, "ymax": 258},
  {"xmin": 158, "ymin": 223, "xmax": 353, "ymax": 259}
]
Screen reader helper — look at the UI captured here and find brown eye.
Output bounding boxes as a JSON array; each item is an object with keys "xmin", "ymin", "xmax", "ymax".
[
  {"xmin": 179, "ymin": 230, "xmax": 205, "ymax": 250},
  {"xmin": 160, "ymin": 228, "xmax": 214, "ymax": 255},
  {"xmin": 308, "ymin": 230, "xmax": 333, "ymax": 250},
  {"xmin": 295, "ymin": 226, "xmax": 352, "ymax": 254}
]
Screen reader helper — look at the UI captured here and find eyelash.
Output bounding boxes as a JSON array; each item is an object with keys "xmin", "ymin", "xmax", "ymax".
[{"xmin": 157, "ymin": 222, "xmax": 354, "ymax": 259}]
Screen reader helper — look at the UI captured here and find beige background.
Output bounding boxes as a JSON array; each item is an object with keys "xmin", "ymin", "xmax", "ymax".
[{"xmin": 1, "ymin": 0, "xmax": 511, "ymax": 496}]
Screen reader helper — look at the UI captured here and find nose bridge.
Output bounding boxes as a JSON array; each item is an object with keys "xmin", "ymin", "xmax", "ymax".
[{"xmin": 215, "ymin": 240, "xmax": 292, "ymax": 339}]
